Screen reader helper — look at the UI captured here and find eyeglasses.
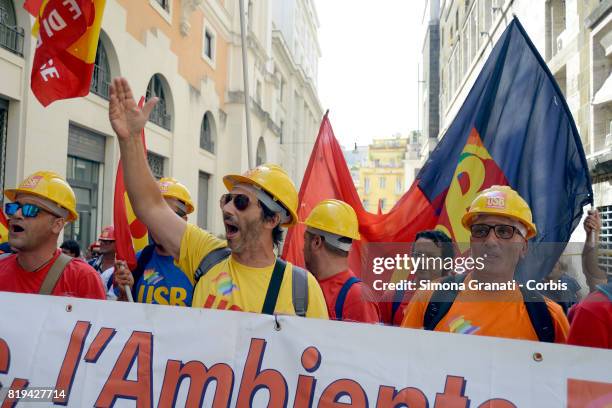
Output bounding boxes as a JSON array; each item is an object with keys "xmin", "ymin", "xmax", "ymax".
[
  {"xmin": 470, "ymin": 224, "xmax": 523, "ymax": 240},
  {"xmin": 220, "ymin": 193, "xmax": 252, "ymax": 211},
  {"xmin": 412, "ymin": 251, "xmax": 442, "ymax": 259},
  {"xmin": 174, "ymin": 209, "xmax": 187, "ymax": 218},
  {"xmin": 5, "ymin": 202, "xmax": 44, "ymax": 218}
]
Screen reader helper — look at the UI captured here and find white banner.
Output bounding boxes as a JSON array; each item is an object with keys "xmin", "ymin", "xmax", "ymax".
[{"xmin": 0, "ymin": 292, "xmax": 611, "ymax": 407}]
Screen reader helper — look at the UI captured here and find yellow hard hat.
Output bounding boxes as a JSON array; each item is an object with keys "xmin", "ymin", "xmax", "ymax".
[
  {"xmin": 223, "ymin": 163, "xmax": 298, "ymax": 227},
  {"xmin": 158, "ymin": 177, "xmax": 194, "ymax": 214},
  {"xmin": 4, "ymin": 171, "xmax": 78, "ymax": 221},
  {"xmin": 461, "ymin": 185, "xmax": 537, "ymax": 239},
  {"xmin": 304, "ymin": 199, "xmax": 360, "ymax": 240}
]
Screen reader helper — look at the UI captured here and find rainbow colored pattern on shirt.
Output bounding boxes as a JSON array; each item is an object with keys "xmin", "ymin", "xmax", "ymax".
[
  {"xmin": 143, "ymin": 270, "xmax": 164, "ymax": 286},
  {"xmin": 448, "ymin": 316, "xmax": 480, "ymax": 335},
  {"xmin": 212, "ymin": 272, "xmax": 238, "ymax": 296}
]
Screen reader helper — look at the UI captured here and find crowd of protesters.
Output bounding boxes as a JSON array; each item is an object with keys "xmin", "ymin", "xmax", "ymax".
[{"xmin": 0, "ymin": 77, "xmax": 609, "ymax": 350}]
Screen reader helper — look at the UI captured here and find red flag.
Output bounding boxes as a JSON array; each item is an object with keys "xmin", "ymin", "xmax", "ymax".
[
  {"xmin": 113, "ymin": 98, "xmax": 149, "ymax": 270},
  {"xmin": 30, "ymin": 0, "xmax": 106, "ymax": 106},
  {"xmin": 282, "ymin": 112, "xmax": 437, "ymax": 274},
  {"xmin": 23, "ymin": 0, "xmax": 43, "ymax": 16}
]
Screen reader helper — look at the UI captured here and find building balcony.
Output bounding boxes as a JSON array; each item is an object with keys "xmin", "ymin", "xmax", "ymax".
[
  {"xmin": 90, "ymin": 65, "xmax": 110, "ymax": 100},
  {"xmin": 587, "ymin": 148, "xmax": 612, "ymax": 177},
  {"xmin": 149, "ymin": 100, "xmax": 172, "ymax": 130},
  {"xmin": 0, "ymin": 22, "xmax": 24, "ymax": 57}
]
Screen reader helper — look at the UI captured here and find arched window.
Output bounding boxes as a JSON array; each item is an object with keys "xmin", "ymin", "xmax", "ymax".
[
  {"xmin": 0, "ymin": 0, "xmax": 24, "ymax": 56},
  {"xmin": 146, "ymin": 74, "xmax": 172, "ymax": 130},
  {"xmin": 256, "ymin": 137, "xmax": 266, "ymax": 166},
  {"xmin": 90, "ymin": 41, "xmax": 110, "ymax": 99},
  {"xmin": 0, "ymin": 0, "xmax": 16, "ymax": 25},
  {"xmin": 200, "ymin": 112, "xmax": 215, "ymax": 153}
]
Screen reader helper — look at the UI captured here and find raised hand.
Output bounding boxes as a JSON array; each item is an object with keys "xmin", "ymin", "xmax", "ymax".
[
  {"xmin": 584, "ymin": 209, "xmax": 601, "ymax": 235},
  {"xmin": 109, "ymin": 77, "xmax": 158, "ymax": 141}
]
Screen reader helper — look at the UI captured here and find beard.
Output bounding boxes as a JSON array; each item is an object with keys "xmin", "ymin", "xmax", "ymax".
[{"xmin": 231, "ymin": 217, "xmax": 265, "ymax": 254}]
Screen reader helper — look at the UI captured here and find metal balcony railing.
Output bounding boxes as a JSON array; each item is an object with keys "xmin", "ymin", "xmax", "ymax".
[
  {"xmin": 149, "ymin": 100, "xmax": 172, "ymax": 130},
  {"xmin": 0, "ymin": 22, "xmax": 24, "ymax": 57},
  {"xmin": 89, "ymin": 64, "xmax": 110, "ymax": 99}
]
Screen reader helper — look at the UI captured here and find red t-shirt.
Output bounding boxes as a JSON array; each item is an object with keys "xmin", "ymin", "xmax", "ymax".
[
  {"xmin": 567, "ymin": 291, "xmax": 612, "ymax": 350},
  {"xmin": 0, "ymin": 250, "xmax": 106, "ymax": 300},
  {"xmin": 317, "ymin": 269, "xmax": 380, "ymax": 323}
]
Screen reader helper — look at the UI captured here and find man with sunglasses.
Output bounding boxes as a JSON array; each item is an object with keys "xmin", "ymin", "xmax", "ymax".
[
  {"xmin": 303, "ymin": 199, "xmax": 380, "ymax": 323},
  {"xmin": 401, "ymin": 186, "xmax": 569, "ymax": 343},
  {"xmin": 0, "ymin": 171, "xmax": 105, "ymax": 299},
  {"xmin": 108, "ymin": 77, "xmax": 328, "ymax": 318},
  {"xmin": 113, "ymin": 178, "xmax": 199, "ymax": 306}
]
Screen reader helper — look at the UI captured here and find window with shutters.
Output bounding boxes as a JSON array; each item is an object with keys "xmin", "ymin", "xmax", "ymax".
[
  {"xmin": 0, "ymin": 0, "xmax": 23, "ymax": 56},
  {"xmin": 256, "ymin": 137, "xmax": 266, "ymax": 166},
  {"xmin": 200, "ymin": 112, "xmax": 215, "ymax": 153},
  {"xmin": 198, "ymin": 172, "xmax": 210, "ymax": 229},
  {"xmin": 597, "ymin": 205, "xmax": 612, "ymax": 280},
  {"xmin": 155, "ymin": 0, "xmax": 169, "ymax": 11},
  {"xmin": 90, "ymin": 40, "xmax": 110, "ymax": 99}
]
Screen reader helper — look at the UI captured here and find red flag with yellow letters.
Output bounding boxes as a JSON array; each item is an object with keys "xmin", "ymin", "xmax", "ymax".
[{"xmin": 29, "ymin": 0, "xmax": 106, "ymax": 106}]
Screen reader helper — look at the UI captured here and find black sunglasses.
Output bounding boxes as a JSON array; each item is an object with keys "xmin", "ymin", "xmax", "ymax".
[
  {"xmin": 174, "ymin": 209, "xmax": 187, "ymax": 218},
  {"xmin": 220, "ymin": 193, "xmax": 252, "ymax": 211},
  {"xmin": 5, "ymin": 202, "xmax": 44, "ymax": 218},
  {"xmin": 470, "ymin": 224, "xmax": 523, "ymax": 240}
]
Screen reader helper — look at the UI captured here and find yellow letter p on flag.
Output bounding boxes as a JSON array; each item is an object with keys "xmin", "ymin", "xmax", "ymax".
[{"xmin": 30, "ymin": 0, "xmax": 106, "ymax": 106}]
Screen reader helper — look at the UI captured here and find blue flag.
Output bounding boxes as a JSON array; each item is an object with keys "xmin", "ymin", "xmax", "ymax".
[{"xmin": 416, "ymin": 17, "xmax": 592, "ymax": 281}]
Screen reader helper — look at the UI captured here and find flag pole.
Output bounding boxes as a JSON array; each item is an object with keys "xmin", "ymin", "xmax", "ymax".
[
  {"xmin": 239, "ymin": 0, "xmax": 254, "ymax": 169},
  {"xmin": 590, "ymin": 204, "xmax": 595, "ymax": 246},
  {"xmin": 125, "ymin": 286, "xmax": 134, "ymax": 302}
]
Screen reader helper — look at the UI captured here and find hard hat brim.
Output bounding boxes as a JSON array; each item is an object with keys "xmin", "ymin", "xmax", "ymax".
[
  {"xmin": 302, "ymin": 220, "xmax": 361, "ymax": 240},
  {"xmin": 223, "ymin": 174, "xmax": 297, "ymax": 227},
  {"xmin": 162, "ymin": 193, "xmax": 195, "ymax": 214},
  {"xmin": 461, "ymin": 210, "xmax": 537, "ymax": 240},
  {"xmin": 4, "ymin": 188, "xmax": 78, "ymax": 221}
]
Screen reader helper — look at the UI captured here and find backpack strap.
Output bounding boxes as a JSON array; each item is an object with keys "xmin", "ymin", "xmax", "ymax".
[
  {"xmin": 261, "ymin": 258, "xmax": 286, "ymax": 315},
  {"xmin": 423, "ymin": 274, "xmax": 466, "ymax": 330},
  {"xmin": 194, "ymin": 250, "xmax": 309, "ymax": 317},
  {"xmin": 519, "ymin": 286, "xmax": 555, "ymax": 343},
  {"xmin": 194, "ymin": 247, "xmax": 232, "ymax": 283},
  {"xmin": 335, "ymin": 276, "xmax": 361, "ymax": 320},
  {"xmin": 291, "ymin": 264, "xmax": 309, "ymax": 317},
  {"xmin": 596, "ymin": 282, "xmax": 612, "ymax": 301},
  {"xmin": 130, "ymin": 244, "xmax": 157, "ymax": 299},
  {"xmin": 39, "ymin": 253, "xmax": 72, "ymax": 295}
]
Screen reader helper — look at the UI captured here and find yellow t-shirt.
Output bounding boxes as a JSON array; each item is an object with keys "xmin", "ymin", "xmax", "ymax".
[{"xmin": 177, "ymin": 223, "xmax": 328, "ymax": 318}]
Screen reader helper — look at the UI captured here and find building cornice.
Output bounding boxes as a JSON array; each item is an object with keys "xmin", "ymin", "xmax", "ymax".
[{"xmin": 272, "ymin": 30, "xmax": 322, "ymax": 115}]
